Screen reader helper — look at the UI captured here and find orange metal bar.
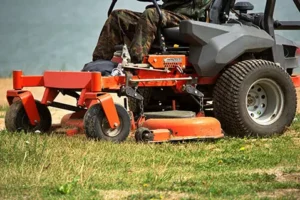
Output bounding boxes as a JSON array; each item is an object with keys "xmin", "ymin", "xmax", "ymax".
[
  {"xmin": 43, "ymin": 71, "xmax": 92, "ymax": 89},
  {"xmin": 172, "ymin": 100, "xmax": 176, "ymax": 110},
  {"xmin": 291, "ymin": 75, "xmax": 300, "ymax": 87},
  {"xmin": 77, "ymin": 89, "xmax": 87, "ymax": 107},
  {"xmin": 22, "ymin": 76, "xmax": 44, "ymax": 87},
  {"xmin": 12, "ymin": 70, "xmax": 219, "ymax": 94},
  {"xmin": 13, "ymin": 71, "xmax": 23, "ymax": 89},
  {"xmin": 13, "ymin": 70, "xmax": 44, "ymax": 89},
  {"xmin": 91, "ymin": 72, "xmax": 102, "ymax": 92},
  {"xmin": 127, "ymin": 111, "xmax": 136, "ymax": 131},
  {"xmin": 82, "ymin": 92, "xmax": 101, "ymax": 108},
  {"xmin": 102, "ymin": 76, "xmax": 125, "ymax": 89},
  {"xmin": 41, "ymin": 88, "xmax": 59, "ymax": 104},
  {"xmin": 137, "ymin": 116, "xmax": 146, "ymax": 128},
  {"xmin": 98, "ymin": 93, "xmax": 120, "ymax": 128}
]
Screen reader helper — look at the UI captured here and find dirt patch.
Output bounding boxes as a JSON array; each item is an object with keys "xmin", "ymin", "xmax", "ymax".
[
  {"xmin": 259, "ymin": 189, "xmax": 300, "ymax": 199},
  {"xmin": 0, "ymin": 118, "xmax": 4, "ymax": 130},
  {"xmin": 98, "ymin": 190, "xmax": 194, "ymax": 200},
  {"xmin": 258, "ymin": 172, "xmax": 300, "ymax": 199},
  {"xmin": 276, "ymin": 172, "xmax": 300, "ymax": 183}
]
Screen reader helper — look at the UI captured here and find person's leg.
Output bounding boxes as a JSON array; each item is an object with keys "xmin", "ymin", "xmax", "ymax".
[
  {"xmin": 129, "ymin": 9, "xmax": 189, "ymax": 63},
  {"xmin": 92, "ymin": 10, "xmax": 141, "ymax": 61}
]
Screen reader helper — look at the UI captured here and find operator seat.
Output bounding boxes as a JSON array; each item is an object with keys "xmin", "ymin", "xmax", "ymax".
[{"xmin": 162, "ymin": 0, "xmax": 235, "ymax": 45}]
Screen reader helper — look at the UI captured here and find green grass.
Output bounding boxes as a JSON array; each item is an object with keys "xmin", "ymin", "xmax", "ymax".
[
  {"xmin": 0, "ymin": 105, "xmax": 9, "ymax": 118},
  {"xmin": 0, "ymin": 124, "xmax": 300, "ymax": 199}
]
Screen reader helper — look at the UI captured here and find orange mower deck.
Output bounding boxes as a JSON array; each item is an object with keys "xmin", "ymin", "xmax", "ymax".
[{"xmin": 138, "ymin": 117, "xmax": 223, "ymax": 143}]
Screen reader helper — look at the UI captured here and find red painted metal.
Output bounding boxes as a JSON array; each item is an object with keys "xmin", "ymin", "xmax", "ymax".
[
  {"xmin": 6, "ymin": 90, "xmax": 40, "ymax": 125},
  {"xmin": 291, "ymin": 75, "xmax": 300, "ymax": 87},
  {"xmin": 43, "ymin": 71, "xmax": 92, "ymax": 89},
  {"xmin": 85, "ymin": 99, "xmax": 99, "ymax": 109},
  {"xmin": 61, "ymin": 112, "xmax": 85, "ymax": 129},
  {"xmin": 196, "ymin": 112, "xmax": 205, "ymax": 117},
  {"xmin": 128, "ymin": 111, "xmax": 136, "ymax": 131},
  {"xmin": 98, "ymin": 93, "xmax": 120, "ymax": 128},
  {"xmin": 13, "ymin": 70, "xmax": 44, "ymax": 89},
  {"xmin": 102, "ymin": 76, "xmax": 125, "ymax": 89},
  {"xmin": 152, "ymin": 129, "xmax": 171, "ymax": 142},
  {"xmin": 66, "ymin": 128, "xmax": 80, "ymax": 136},
  {"xmin": 23, "ymin": 76, "xmax": 44, "ymax": 87},
  {"xmin": 142, "ymin": 117, "xmax": 223, "ymax": 139},
  {"xmin": 77, "ymin": 89, "xmax": 87, "ymax": 107},
  {"xmin": 137, "ymin": 116, "xmax": 146, "ymax": 128},
  {"xmin": 13, "ymin": 71, "xmax": 23, "ymax": 89},
  {"xmin": 7, "ymin": 90, "xmax": 21, "ymax": 105},
  {"xmin": 11, "ymin": 69, "xmax": 218, "ymax": 93},
  {"xmin": 172, "ymin": 100, "xmax": 176, "ymax": 110},
  {"xmin": 147, "ymin": 55, "xmax": 188, "ymax": 69},
  {"xmin": 41, "ymin": 88, "xmax": 59, "ymax": 104},
  {"xmin": 91, "ymin": 72, "xmax": 102, "ymax": 92}
]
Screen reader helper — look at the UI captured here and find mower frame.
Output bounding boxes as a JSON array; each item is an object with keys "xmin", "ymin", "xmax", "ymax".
[{"xmin": 5, "ymin": 0, "xmax": 300, "ymax": 141}]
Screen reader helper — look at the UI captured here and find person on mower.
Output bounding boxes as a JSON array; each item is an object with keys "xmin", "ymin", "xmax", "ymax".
[{"xmin": 92, "ymin": 0, "xmax": 212, "ymax": 64}]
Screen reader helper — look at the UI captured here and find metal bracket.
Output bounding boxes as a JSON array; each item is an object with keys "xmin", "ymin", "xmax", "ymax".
[
  {"xmin": 183, "ymin": 84, "xmax": 204, "ymax": 113},
  {"xmin": 119, "ymin": 86, "xmax": 145, "ymax": 118},
  {"xmin": 121, "ymin": 44, "xmax": 131, "ymax": 65},
  {"xmin": 119, "ymin": 86, "xmax": 144, "ymax": 101},
  {"xmin": 183, "ymin": 84, "xmax": 204, "ymax": 98}
]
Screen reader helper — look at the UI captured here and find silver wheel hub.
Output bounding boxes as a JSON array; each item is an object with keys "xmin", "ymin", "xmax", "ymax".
[
  {"xmin": 246, "ymin": 78, "xmax": 284, "ymax": 125},
  {"xmin": 101, "ymin": 118, "xmax": 122, "ymax": 137}
]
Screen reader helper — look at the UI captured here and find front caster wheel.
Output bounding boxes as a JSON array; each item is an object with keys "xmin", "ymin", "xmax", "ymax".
[
  {"xmin": 5, "ymin": 100, "xmax": 52, "ymax": 133},
  {"xmin": 83, "ymin": 103, "xmax": 130, "ymax": 142}
]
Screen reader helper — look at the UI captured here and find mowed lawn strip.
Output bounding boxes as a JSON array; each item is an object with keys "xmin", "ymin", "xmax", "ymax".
[{"xmin": 0, "ymin": 117, "xmax": 300, "ymax": 199}]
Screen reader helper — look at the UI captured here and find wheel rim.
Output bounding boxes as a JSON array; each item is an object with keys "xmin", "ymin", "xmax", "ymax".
[
  {"xmin": 246, "ymin": 78, "xmax": 284, "ymax": 125},
  {"xmin": 101, "ymin": 117, "xmax": 123, "ymax": 137}
]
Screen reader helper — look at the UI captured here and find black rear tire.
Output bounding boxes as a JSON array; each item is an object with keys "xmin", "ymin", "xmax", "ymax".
[
  {"xmin": 83, "ymin": 103, "xmax": 130, "ymax": 142},
  {"xmin": 213, "ymin": 60, "xmax": 297, "ymax": 137},
  {"xmin": 5, "ymin": 100, "xmax": 52, "ymax": 133}
]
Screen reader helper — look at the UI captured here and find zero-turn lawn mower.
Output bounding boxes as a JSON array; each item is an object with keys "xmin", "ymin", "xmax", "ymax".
[{"xmin": 5, "ymin": 0, "xmax": 300, "ymax": 143}]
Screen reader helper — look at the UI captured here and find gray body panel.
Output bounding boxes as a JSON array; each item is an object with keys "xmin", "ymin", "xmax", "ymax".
[
  {"xmin": 179, "ymin": 20, "xmax": 275, "ymax": 76},
  {"xmin": 275, "ymin": 34, "xmax": 300, "ymax": 70},
  {"xmin": 275, "ymin": 34, "xmax": 300, "ymax": 47}
]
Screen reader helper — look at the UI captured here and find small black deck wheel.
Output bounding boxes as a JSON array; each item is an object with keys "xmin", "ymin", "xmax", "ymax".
[
  {"xmin": 84, "ymin": 103, "xmax": 130, "ymax": 142},
  {"xmin": 5, "ymin": 100, "xmax": 52, "ymax": 133},
  {"xmin": 135, "ymin": 127, "xmax": 154, "ymax": 143}
]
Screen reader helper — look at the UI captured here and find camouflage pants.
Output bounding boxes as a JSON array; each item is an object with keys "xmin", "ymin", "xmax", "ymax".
[{"xmin": 92, "ymin": 9, "xmax": 189, "ymax": 63}]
